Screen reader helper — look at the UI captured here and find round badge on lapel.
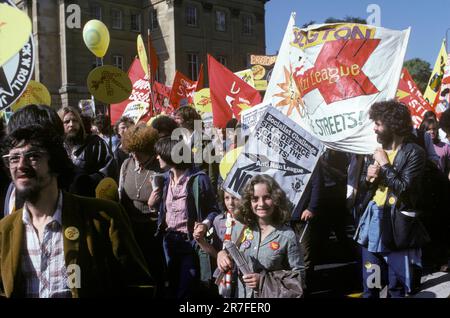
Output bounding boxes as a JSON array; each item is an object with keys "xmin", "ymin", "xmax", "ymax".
[
  {"xmin": 65, "ymin": 226, "xmax": 80, "ymax": 241},
  {"xmin": 388, "ymin": 196, "xmax": 396, "ymax": 206},
  {"xmin": 270, "ymin": 242, "xmax": 280, "ymax": 251},
  {"xmin": 242, "ymin": 240, "xmax": 251, "ymax": 249}
]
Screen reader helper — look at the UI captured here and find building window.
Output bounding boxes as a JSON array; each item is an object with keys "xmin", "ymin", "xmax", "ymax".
[
  {"xmin": 149, "ymin": 9, "xmax": 158, "ymax": 31},
  {"xmin": 91, "ymin": 58, "xmax": 102, "ymax": 70},
  {"xmin": 90, "ymin": 4, "xmax": 102, "ymax": 20},
  {"xmin": 216, "ymin": 10, "xmax": 226, "ymax": 32},
  {"xmin": 187, "ymin": 53, "xmax": 199, "ymax": 81},
  {"xmin": 217, "ymin": 55, "xmax": 227, "ymax": 67},
  {"xmin": 242, "ymin": 15, "xmax": 253, "ymax": 36},
  {"xmin": 113, "ymin": 55, "xmax": 124, "ymax": 70},
  {"xmin": 186, "ymin": 6, "xmax": 197, "ymax": 27},
  {"xmin": 111, "ymin": 9, "xmax": 123, "ymax": 30},
  {"xmin": 131, "ymin": 13, "xmax": 141, "ymax": 32}
]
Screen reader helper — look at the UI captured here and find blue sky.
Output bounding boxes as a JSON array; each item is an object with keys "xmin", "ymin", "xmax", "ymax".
[{"xmin": 265, "ymin": 0, "xmax": 450, "ymax": 65}]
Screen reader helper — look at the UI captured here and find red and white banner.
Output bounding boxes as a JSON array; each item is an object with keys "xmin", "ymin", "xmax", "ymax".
[
  {"xmin": 208, "ymin": 54, "xmax": 261, "ymax": 128},
  {"xmin": 396, "ymin": 68, "xmax": 433, "ymax": 128},
  {"xmin": 111, "ymin": 58, "xmax": 149, "ymax": 124},
  {"xmin": 111, "ymin": 58, "xmax": 174, "ymax": 124},
  {"xmin": 432, "ymin": 53, "xmax": 450, "ymax": 116},
  {"xmin": 265, "ymin": 17, "xmax": 410, "ymax": 154}
]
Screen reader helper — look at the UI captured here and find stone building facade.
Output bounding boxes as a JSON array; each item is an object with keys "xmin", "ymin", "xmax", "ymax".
[{"xmin": 14, "ymin": 0, "xmax": 268, "ymax": 108}]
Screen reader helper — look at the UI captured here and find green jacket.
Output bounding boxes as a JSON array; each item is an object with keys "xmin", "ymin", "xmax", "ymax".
[{"xmin": 0, "ymin": 191, "xmax": 152, "ymax": 298}]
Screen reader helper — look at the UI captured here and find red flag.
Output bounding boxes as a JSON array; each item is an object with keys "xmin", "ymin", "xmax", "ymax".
[
  {"xmin": 396, "ymin": 68, "xmax": 433, "ymax": 128},
  {"xmin": 169, "ymin": 70, "xmax": 197, "ymax": 109},
  {"xmin": 111, "ymin": 57, "xmax": 149, "ymax": 124},
  {"xmin": 208, "ymin": 54, "xmax": 261, "ymax": 128}
]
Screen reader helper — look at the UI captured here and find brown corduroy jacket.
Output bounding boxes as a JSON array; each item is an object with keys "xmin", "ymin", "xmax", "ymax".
[{"xmin": 0, "ymin": 191, "xmax": 153, "ymax": 298}]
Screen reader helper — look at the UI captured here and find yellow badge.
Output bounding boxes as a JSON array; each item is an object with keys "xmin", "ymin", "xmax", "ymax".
[
  {"xmin": 364, "ymin": 261, "xmax": 372, "ymax": 269},
  {"xmin": 65, "ymin": 226, "xmax": 80, "ymax": 241},
  {"xmin": 247, "ymin": 233, "xmax": 254, "ymax": 241},
  {"xmin": 388, "ymin": 196, "xmax": 396, "ymax": 206}
]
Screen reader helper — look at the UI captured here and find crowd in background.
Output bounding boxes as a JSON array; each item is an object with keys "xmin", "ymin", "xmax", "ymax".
[{"xmin": 0, "ymin": 102, "xmax": 449, "ymax": 298}]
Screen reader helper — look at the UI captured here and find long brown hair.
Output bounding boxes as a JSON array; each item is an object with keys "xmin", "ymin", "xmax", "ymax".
[{"xmin": 235, "ymin": 174, "xmax": 291, "ymax": 227}]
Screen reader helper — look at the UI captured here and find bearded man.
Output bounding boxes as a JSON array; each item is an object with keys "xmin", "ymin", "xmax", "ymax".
[
  {"xmin": 353, "ymin": 100, "xmax": 428, "ymax": 298},
  {"xmin": 58, "ymin": 107, "xmax": 117, "ymax": 196}
]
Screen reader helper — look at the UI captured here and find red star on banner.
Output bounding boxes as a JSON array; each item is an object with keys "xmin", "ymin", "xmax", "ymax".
[{"xmin": 294, "ymin": 39, "xmax": 381, "ymax": 104}]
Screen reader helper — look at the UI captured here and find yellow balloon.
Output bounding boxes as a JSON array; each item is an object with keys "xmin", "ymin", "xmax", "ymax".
[
  {"xmin": 95, "ymin": 177, "xmax": 119, "ymax": 202},
  {"xmin": 0, "ymin": 3, "xmax": 32, "ymax": 67},
  {"xmin": 83, "ymin": 19, "xmax": 110, "ymax": 58},
  {"xmin": 11, "ymin": 81, "xmax": 51, "ymax": 112},
  {"xmin": 194, "ymin": 88, "xmax": 212, "ymax": 115},
  {"xmin": 87, "ymin": 65, "xmax": 132, "ymax": 104},
  {"xmin": 137, "ymin": 35, "xmax": 149, "ymax": 76},
  {"xmin": 219, "ymin": 147, "xmax": 243, "ymax": 180}
]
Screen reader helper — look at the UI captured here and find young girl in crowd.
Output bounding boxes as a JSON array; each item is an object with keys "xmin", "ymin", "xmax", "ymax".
[
  {"xmin": 216, "ymin": 174, "xmax": 304, "ymax": 298},
  {"xmin": 194, "ymin": 190, "xmax": 241, "ymax": 297}
]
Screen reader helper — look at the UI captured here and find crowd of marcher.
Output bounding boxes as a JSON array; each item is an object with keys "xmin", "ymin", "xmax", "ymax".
[{"xmin": 0, "ymin": 101, "xmax": 449, "ymax": 298}]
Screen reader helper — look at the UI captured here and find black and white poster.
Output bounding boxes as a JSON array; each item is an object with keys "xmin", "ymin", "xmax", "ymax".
[{"xmin": 223, "ymin": 107, "xmax": 324, "ymax": 208}]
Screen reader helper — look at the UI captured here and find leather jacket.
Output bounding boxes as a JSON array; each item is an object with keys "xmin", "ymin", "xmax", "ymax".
[{"xmin": 355, "ymin": 142, "xmax": 426, "ymax": 217}]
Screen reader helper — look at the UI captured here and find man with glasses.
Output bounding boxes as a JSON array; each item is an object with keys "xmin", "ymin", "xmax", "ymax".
[{"xmin": 0, "ymin": 124, "xmax": 152, "ymax": 298}]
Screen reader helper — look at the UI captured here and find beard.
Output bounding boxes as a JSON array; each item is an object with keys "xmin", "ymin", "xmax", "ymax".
[
  {"xmin": 15, "ymin": 170, "xmax": 41, "ymax": 204},
  {"xmin": 16, "ymin": 184, "xmax": 41, "ymax": 204},
  {"xmin": 65, "ymin": 128, "xmax": 84, "ymax": 146},
  {"xmin": 376, "ymin": 129, "xmax": 394, "ymax": 147}
]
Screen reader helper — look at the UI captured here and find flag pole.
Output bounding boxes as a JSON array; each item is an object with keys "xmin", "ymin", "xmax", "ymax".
[
  {"xmin": 147, "ymin": 29, "xmax": 156, "ymax": 118},
  {"xmin": 100, "ymin": 57, "xmax": 112, "ymax": 152}
]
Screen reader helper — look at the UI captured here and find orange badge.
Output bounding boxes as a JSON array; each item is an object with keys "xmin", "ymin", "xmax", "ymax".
[{"xmin": 270, "ymin": 242, "xmax": 280, "ymax": 251}]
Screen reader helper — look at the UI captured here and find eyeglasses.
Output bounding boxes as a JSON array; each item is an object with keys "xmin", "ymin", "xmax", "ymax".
[{"xmin": 2, "ymin": 150, "xmax": 48, "ymax": 168}]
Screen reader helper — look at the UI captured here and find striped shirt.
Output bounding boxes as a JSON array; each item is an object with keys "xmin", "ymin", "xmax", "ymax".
[{"xmin": 21, "ymin": 191, "xmax": 71, "ymax": 298}]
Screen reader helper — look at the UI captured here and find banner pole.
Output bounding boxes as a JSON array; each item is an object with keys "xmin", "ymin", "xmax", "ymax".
[{"xmin": 147, "ymin": 29, "xmax": 156, "ymax": 118}]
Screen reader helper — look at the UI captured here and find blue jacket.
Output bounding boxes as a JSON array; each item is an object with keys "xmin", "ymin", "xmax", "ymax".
[{"xmin": 156, "ymin": 167, "xmax": 220, "ymax": 240}]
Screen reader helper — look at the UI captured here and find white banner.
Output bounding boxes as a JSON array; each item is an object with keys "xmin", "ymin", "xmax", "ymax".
[
  {"xmin": 223, "ymin": 107, "xmax": 324, "ymax": 208},
  {"xmin": 122, "ymin": 101, "xmax": 149, "ymax": 123},
  {"xmin": 265, "ymin": 19, "xmax": 410, "ymax": 154},
  {"xmin": 240, "ymin": 101, "xmax": 270, "ymax": 137}
]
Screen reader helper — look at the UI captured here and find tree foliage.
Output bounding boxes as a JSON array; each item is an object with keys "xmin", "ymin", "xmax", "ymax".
[
  {"xmin": 324, "ymin": 16, "xmax": 367, "ymax": 24},
  {"xmin": 404, "ymin": 58, "xmax": 432, "ymax": 94}
]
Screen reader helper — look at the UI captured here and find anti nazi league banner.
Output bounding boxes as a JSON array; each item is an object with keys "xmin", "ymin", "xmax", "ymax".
[
  {"xmin": 275, "ymin": 23, "xmax": 410, "ymax": 154},
  {"xmin": 223, "ymin": 107, "xmax": 324, "ymax": 207}
]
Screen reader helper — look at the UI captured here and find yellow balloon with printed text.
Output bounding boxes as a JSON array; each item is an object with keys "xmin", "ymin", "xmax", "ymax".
[
  {"xmin": 11, "ymin": 81, "xmax": 51, "ymax": 112},
  {"xmin": 194, "ymin": 88, "xmax": 212, "ymax": 115},
  {"xmin": 219, "ymin": 146, "xmax": 243, "ymax": 180},
  {"xmin": 87, "ymin": 65, "xmax": 132, "ymax": 104},
  {"xmin": 0, "ymin": 3, "xmax": 32, "ymax": 67},
  {"xmin": 83, "ymin": 19, "xmax": 110, "ymax": 58}
]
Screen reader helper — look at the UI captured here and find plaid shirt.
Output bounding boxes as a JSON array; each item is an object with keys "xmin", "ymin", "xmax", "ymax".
[{"xmin": 21, "ymin": 191, "xmax": 71, "ymax": 298}]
